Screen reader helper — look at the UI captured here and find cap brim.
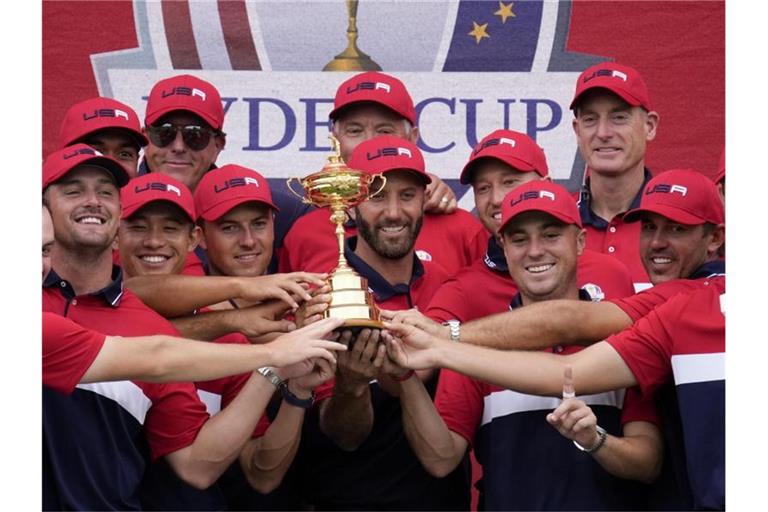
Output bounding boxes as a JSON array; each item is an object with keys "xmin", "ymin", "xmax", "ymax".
[
  {"xmin": 122, "ymin": 198, "xmax": 195, "ymax": 222},
  {"xmin": 570, "ymin": 85, "xmax": 644, "ymax": 111},
  {"xmin": 379, "ymin": 168, "xmax": 431, "ymax": 185},
  {"xmin": 146, "ymin": 106, "xmax": 221, "ymax": 131},
  {"xmin": 498, "ymin": 209, "xmax": 581, "ymax": 234},
  {"xmin": 460, "ymin": 156, "xmax": 539, "ymax": 185},
  {"xmin": 623, "ymin": 205, "xmax": 705, "ymax": 225},
  {"xmin": 199, "ymin": 197, "xmax": 279, "ymax": 222},
  {"xmin": 329, "ymin": 99, "xmax": 413, "ymax": 125}
]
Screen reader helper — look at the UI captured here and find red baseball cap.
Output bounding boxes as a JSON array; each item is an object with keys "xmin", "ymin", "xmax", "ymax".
[
  {"xmin": 329, "ymin": 71, "xmax": 417, "ymax": 125},
  {"xmin": 194, "ymin": 164, "xmax": 278, "ymax": 221},
  {"xmin": 58, "ymin": 97, "xmax": 148, "ymax": 149},
  {"xmin": 121, "ymin": 173, "xmax": 195, "ymax": 221},
  {"xmin": 460, "ymin": 129, "xmax": 549, "ymax": 184},
  {"xmin": 498, "ymin": 180, "xmax": 582, "ymax": 234},
  {"xmin": 570, "ymin": 62, "xmax": 652, "ymax": 111},
  {"xmin": 347, "ymin": 135, "xmax": 431, "ymax": 185},
  {"xmin": 145, "ymin": 74, "xmax": 225, "ymax": 130},
  {"xmin": 624, "ymin": 169, "xmax": 725, "ymax": 225},
  {"xmin": 42, "ymin": 143, "xmax": 130, "ymax": 190}
]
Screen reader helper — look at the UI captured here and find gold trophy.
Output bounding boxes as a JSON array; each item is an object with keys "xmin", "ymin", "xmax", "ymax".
[
  {"xmin": 323, "ymin": 0, "xmax": 382, "ymax": 71},
  {"xmin": 287, "ymin": 135, "xmax": 386, "ymax": 330}
]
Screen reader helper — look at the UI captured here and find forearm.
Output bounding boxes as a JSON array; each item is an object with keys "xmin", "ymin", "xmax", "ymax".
[
  {"xmin": 171, "ymin": 310, "xmax": 240, "ymax": 341},
  {"xmin": 239, "ymin": 388, "xmax": 307, "ymax": 493},
  {"xmin": 88, "ymin": 335, "xmax": 280, "ymax": 384},
  {"xmin": 461, "ymin": 300, "xmax": 631, "ymax": 349},
  {"xmin": 591, "ymin": 422, "xmax": 663, "ymax": 483},
  {"xmin": 165, "ymin": 372, "xmax": 275, "ymax": 488},
  {"xmin": 319, "ymin": 381, "xmax": 374, "ymax": 451},
  {"xmin": 399, "ymin": 376, "xmax": 465, "ymax": 477},
  {"xmin": 125, "ymin": 274, "xmax": 243, "ymax": 317},
  {"xmin": 437, "ymin": 341, "xmax": 635, "ymax": 396}
]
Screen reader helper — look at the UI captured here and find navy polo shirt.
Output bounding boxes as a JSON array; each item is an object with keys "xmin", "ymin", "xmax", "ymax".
[
  {"xmin": 42, "ymin": 267, "xmax": 213, "ymax": 510},
  {"xmin": 436, "ymin": 290, "xmax": 652, "ymax": 510},
  {"xmin": 295, "ymin": 238, "xmax": 469, "ymax": 510}
]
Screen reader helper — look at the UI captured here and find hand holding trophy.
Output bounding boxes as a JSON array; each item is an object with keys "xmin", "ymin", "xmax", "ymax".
[{"xmin": 287, "ymin": 135, "xmax": 386, "ymax": 332}]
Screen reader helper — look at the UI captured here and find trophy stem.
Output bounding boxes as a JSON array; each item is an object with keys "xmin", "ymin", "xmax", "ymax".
[{"xmin": 330, "ymin": 205, "xmax": 351, "ymax": 270}]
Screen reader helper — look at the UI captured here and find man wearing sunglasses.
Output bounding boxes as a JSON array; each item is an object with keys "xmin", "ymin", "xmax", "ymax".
[{"xmin": 143, "ymin": 74, "xmax": 226, "ymax": 193}]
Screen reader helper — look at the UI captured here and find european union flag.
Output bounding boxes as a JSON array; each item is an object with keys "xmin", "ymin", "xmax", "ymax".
[{"xmin": 443, "ymin": 1, "xmax": 543, "ymax": 71}]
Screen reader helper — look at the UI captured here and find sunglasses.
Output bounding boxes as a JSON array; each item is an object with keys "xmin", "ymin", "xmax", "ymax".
[{"xmin": 146, "ymin": 123, "xmax": 218, "ymax": 151}]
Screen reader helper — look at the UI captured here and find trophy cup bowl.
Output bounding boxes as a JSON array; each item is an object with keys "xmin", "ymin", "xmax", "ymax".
[{"xmin": 287, "ymin": 136, "xmax": 387, "ymax": 332}]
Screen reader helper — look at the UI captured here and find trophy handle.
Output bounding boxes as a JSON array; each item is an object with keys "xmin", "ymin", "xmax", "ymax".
[
  {"xmin": 286, "ymin": 177, "xmax": 312, "ymax": 204},
  {"xmin": 368, "ymin": 173, "xmax": 387, "ymax": 199}
]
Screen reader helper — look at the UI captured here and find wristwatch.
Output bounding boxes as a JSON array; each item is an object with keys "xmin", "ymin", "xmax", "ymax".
[
  {"xmin": 257, "ymin": 367, "xmax": 314, "ymax": 409},
  {"xmin": 443, "ymin": 320, "xmax": 461, "ymax": 342},
  {"xmin": 573, "ymin": 425, "xmax": 607, "ymax": 454}
]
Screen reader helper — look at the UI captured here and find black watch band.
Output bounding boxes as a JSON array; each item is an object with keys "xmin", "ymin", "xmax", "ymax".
[{"xmin": 280, "ymin": 384, "xmax": 314, "ymax": 409}]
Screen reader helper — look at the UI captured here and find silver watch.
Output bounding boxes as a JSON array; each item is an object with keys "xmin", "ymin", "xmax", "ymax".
[
  {"xmin": 573, "ymin": 425, "xmax": 607, "ymax": 453},
  {"xmin": 257, "ymin": 366, "xmax": 284, "ymax": 389},
  {"xmin": 443, "ymin": 320, "xmax": 461, "ymax": 342}
]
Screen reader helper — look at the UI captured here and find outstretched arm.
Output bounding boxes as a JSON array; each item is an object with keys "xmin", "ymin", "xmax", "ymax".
[
  {"xmin": 458, "ymin": 300, "xmax": 633, "ymax": 349},
  {"xmin": 81, "ymin": 318, "xmax": 345, "ymax": 385},
  {"xmin": 383, "ymin": 322, "xmax": 637, "ymax": 397},
  {"xmin": 125, "ymin": 272, "xmax": 326, "ymax": 317}
]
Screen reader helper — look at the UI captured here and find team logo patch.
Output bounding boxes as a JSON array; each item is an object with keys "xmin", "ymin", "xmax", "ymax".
[
  {"xmin": 134, "ymin": 182, "xmax": 182, "ymax": 197},
  {"xmin": 347, "ymin": 81, "xmax": 391, "ymax": 94},
  {"xmin": 214, "ymin": 176, "xmax": 260, "ymax": 193},
  {"xmin": 580, "ymin": 283, "xmax": 604, "ymax": 303},
  {"xmin": 416, "ymin": 250, "xmax": 432, "ymax": 262}
]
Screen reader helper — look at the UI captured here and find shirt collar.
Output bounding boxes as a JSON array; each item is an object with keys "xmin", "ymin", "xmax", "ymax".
[
  {"xmin": 578, "ymin": 168, "xmax": 653, "ymax": 228},
  {"xmin": 509, "ymin": 288, "xmax": 592, "ymax": 310},
  {"xmin": 689, "ymin": 259, "xmax": 726, "ymax": 280},
  {"xmin": 483, "ymin": 236, "xmax": 508, "ymax": 274},
  {"xmin": 344, "ymin": 236, "xmax": 424, "ymax": 302},
  {"xmin": 43, "ymin": 266, "xmax": 125, "ymax": 307}
]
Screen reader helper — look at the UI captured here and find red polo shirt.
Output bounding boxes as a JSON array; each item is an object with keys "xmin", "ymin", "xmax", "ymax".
[
  {"xmin": 425, "ymin": 237, "xmax": 635, "ymax": 323},
  {"xmin": 279, "ymin": 207, "xmax": 486, "ymax": 276},
  {"xmin": 575, "ymin": 170, "xmax": 653, "ymax": 292},
  {"xmin": 43, "ymin": 267, "xmax": 210, "ymax": 460},
  {"xmin": 43, "ymin": 312, "xmax": 106, "ymax": 394},
  {"xmin": 609, "ymin": 261, "xmax": 725, "ymax": 322}
]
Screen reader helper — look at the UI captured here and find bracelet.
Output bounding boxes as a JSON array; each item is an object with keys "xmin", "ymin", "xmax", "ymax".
[
  {"xmin": 573, "ymin": 425, "xmax": 607, "ymax": 454},
  {"xmin": 391, "ymin": 369, "xmax": 415, "ymax": 382},
  {"xmin": 280, "ymin": 384, "xmax": 315, "ymax": 409},
  {"xmin": 442, "ymin": 320, "xmax": 461, "ymax": 342}
]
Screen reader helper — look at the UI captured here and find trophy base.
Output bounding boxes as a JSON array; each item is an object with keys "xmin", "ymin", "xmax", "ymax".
[{"xmin": 340, "ymin": 318, "xmax": 385, "ymax": 332}]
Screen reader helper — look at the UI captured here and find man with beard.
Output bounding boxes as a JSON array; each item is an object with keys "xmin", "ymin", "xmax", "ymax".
[
  {"xmin": 279, "ymin": 70, "xmax": 487, "ymax": 278},
  {"xmin": 294, "ymin": 135, "xmax": 470, "ymax": 510}
]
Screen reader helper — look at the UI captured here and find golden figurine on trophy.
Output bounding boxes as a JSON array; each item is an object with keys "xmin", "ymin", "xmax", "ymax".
[
  {"xmin": 323, "ymin": 0, "xmax": 382, "ymax": 71},
  {"xmin": 287, "ymin": 135, "xmax": 386, "ymax": 329}
]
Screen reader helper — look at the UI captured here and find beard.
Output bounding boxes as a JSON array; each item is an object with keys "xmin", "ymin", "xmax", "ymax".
[{"xmin": 355, "ymin": 208, "xmax": 423, "ymax": 260}]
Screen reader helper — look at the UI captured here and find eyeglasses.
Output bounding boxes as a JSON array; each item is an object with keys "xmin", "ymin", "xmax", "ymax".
[{"xmin": 146, "ymin": 123, "xmax": 218, "ymax": 151}]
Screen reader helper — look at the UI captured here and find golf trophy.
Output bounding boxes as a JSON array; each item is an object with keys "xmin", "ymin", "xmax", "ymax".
[{"xmin": 287, "ymin": 135, "xmax": 386, "ymax": 329}]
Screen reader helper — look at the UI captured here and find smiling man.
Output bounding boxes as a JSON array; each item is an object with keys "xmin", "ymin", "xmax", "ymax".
[
  {"xmin": 296, "ymin": 135, "xmax": 470, "ymax": 511},
  {"xmin": 571, "ymin": 62, "xmax": 660, "ymax": 291},
  {"xmin": 390, "ymin": 180, "xmax": 660, "ymax": 510},
  {"xmin": 118, "ymin": 173, "xmax": 200, "ymax": 277}
]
